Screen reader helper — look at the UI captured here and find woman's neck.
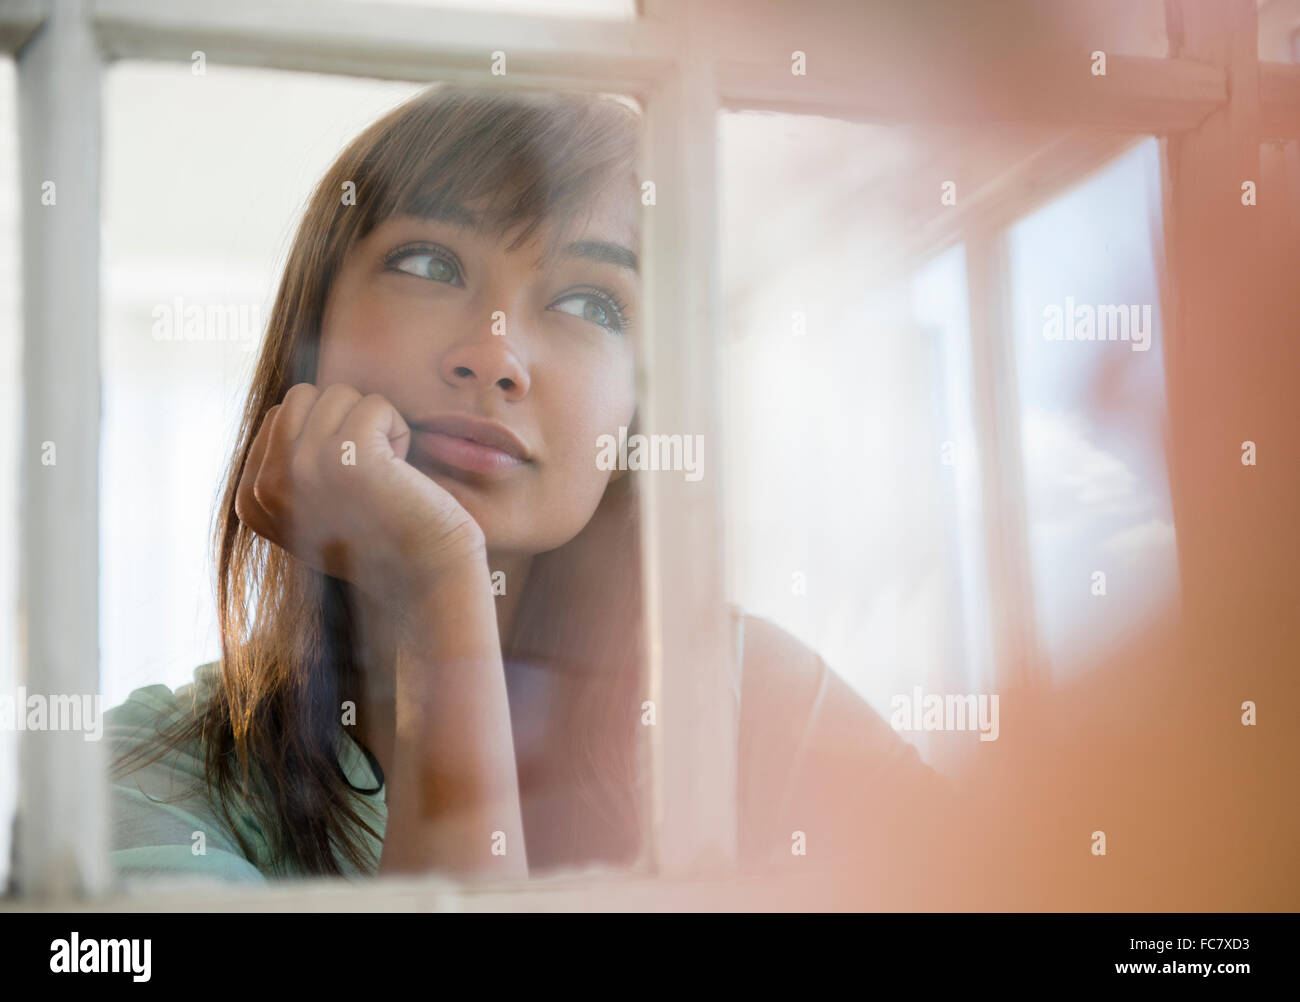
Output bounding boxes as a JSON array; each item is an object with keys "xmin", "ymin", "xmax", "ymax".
[{"xmin": 346, "ymin": 550, "xmax": 534, "ymax": 784}]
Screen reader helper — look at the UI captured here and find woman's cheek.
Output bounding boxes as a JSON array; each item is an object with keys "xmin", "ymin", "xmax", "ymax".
[
  {"xmin": 553, "ymin": 425, "xmax": 601, "ymax": 493},
  {"xmin": 566, "ymin": 424, "xmax": 617, "ymax": 503}
]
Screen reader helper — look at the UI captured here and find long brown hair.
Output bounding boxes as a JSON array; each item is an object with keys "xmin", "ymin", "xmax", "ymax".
[{"xmin": 111, "ymin": 85, "xmax": 648, "ymax": 878}]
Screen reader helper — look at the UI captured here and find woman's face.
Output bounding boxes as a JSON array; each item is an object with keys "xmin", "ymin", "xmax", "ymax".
[{"xmin": 316, "ymin": 189, "xmax": 639, "ymax": 557}]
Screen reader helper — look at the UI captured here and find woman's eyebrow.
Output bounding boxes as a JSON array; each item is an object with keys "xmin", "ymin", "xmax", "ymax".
[
  {"xmin": 562, "ymin": 240, "xmax": 639, "ymax": 275},
  {"xmin": 400, "ymin": 203, "xmax": 638, "ymax": 274}
]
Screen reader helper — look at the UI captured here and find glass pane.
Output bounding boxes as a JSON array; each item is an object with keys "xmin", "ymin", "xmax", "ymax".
[
  {"xmin": 1007, "ymin": 137, "xmax": 1179, "ymax": 684},
  {"xmin": 104, "ymin": 64, "xmax": 649, "ymax": 886},
  {"xmin": 720, "ymin": 111, "xmax": 993, "ymax": 776},
  {"xmin": 103, "ymin": 66, "xmax": 428, "ymax": 705},
  {"xmin": 718, "ymin": 108, "xmax": 1194, "ymax": 904}
]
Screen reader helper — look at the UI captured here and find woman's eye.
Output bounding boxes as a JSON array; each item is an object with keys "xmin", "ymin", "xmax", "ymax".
[
  {"xmin": 550, "ymin": 292, "xmax": 627, "ymax": 334},
  {"xmin": 387, "ymin": 247, "xmax": 461, "ymax": 285}
]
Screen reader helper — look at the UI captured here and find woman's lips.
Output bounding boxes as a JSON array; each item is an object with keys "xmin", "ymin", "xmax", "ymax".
[{"xmin": 410, "ymin": 429, "xmax": 525, "ymax": 475}]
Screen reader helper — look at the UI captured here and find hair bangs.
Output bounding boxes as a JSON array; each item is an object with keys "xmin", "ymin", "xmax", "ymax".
[{"xmin": 353, "ymin": 86, "xmax": 640, "ymax": 267}]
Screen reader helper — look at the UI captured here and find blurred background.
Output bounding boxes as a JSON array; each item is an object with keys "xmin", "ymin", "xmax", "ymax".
[{"xmin": 2, "ymin": 0, "xmax": 1298, "ymax": 905}]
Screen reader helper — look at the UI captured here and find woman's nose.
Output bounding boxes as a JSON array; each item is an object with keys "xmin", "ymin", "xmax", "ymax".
[{"xmin": 438, "ymin": 329, "xmax": 530, "ymax": 400}]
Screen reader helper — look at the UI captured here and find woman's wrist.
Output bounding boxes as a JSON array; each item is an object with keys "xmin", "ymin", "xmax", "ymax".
[
  {"xmin": 391, "ymin": 547, "xmax": 497, "ymax": 646},
  {"xmin": 379, "ymin": 528, "xmax": 487, "ymax": 622},
  {"xmin": 426, "ymin": 521, "xmax": 489, "ymax": 572},
  {"xmin": 381, "ymin": 540, "xmax": 526, "ymax": 879}
]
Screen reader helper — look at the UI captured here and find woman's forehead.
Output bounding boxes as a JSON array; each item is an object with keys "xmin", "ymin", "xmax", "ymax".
[
  {"xmin": 474, "ymin": 189, "xmax": 638, "ymax": 248},
  {"xmin": 568, "ymin": 199, "xmax": 639, "ymax": 255}
]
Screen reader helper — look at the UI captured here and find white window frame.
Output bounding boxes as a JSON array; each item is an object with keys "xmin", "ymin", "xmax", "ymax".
[{"xmin": 2, "ymin": 0, "xmax": 1297, "ymax": 910}]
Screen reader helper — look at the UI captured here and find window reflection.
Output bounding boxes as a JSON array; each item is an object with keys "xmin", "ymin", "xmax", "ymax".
[{"xmin": 1008, "ymin": 137, "xmax": 1179, "ymax": 683}]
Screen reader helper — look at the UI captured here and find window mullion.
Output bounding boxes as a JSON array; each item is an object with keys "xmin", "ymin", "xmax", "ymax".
[
  {"xmin": 14, "ymin": 0, "xmax": 108, "ymax": 899},
  {"xmin": 964, "ymin": 228, "xmax": 1040, "ymax": 691},
  {"xmin": 638, "ymin": 2, "xmax": 736, "ymax": 877}
]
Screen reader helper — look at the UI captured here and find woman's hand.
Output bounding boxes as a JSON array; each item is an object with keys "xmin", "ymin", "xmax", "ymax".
[{"xmin": 234, "ymin": 382, "xmax": 486, "ymax": 607}]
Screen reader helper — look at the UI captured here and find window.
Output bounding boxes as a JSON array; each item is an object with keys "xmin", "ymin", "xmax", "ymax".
[
  {"xmin": 1006, "ymin": 137, "xmax": 1178, "ymax": 683},
  {"xmin": 720, "ymin": 113, "xmax": 994, "ymax": 770},
  {"xmin": 3, "ymin": 0, "xmax": 1298, "ymax": 911},
  {"xmin": 719, "ymin": 118, "xmax": 1182, "ymax": 772}
]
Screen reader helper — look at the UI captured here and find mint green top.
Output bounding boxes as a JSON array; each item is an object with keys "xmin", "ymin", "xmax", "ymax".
[
  {"xmin": 105, "ymin": 609, "xmax": 952, "ymax": 885},
  {"xmin": 107, "ymin": 673, "xmax": 385, "ymax": 884}
]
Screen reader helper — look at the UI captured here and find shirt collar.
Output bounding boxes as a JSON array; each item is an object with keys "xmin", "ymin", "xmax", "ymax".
[{"xmin": 337, "ymin": 730, "xmax": 385, "ymax": 796}]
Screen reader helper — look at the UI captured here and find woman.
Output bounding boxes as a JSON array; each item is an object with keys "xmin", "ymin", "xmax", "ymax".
[{"xmin": 107, "ymin": 85, "xmax": 956, "ymax": 891}]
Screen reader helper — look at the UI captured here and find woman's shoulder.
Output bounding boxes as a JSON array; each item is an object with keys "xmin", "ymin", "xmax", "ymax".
[
  {"xmin": 731, "ymin": 607, "xmax": 828, "ymax": 716},
  {"xmin": 729, "ymin": 605, "xmax": 956, "ymax": 874},
  {"xmin": 106, "ymin": 664, "xmax": 216, "ymax": 764},
  {"xmin": 731, "ymin": 604, "xmax": 946, "ymax": 780},
  {"xmin": 106, "ymin": 661, "xmax": 220, "ymax": 722},
  {"xmin": 105, "ymin": 662, "xmax": 273, "ymax": 885}
]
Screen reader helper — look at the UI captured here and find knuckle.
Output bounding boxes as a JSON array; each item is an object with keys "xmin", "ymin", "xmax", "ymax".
[
  {"xmin": 236, "ymin": 494, "xmax": 268, "ymax": 536},
  {"xmin": 284, "ymin": 382, "xmax": 318, "ymax": 406},
  {"xmin": 320, "ymin": 382, "xmax": 361, "ymax": 404},
  {"xmin": 361, "ymin": 393, "xmax": 399, "ymax": 424},
  {"xmin": 251, "ymin": 472, "xmax": 275, "ymax": 510},
  {"xmin": 253, "ymin": 462, "xmax": 288, "ymax": 508},
  {"xmin": 236, "ymin": 464, "xmax": 258, "ymax": 502}
]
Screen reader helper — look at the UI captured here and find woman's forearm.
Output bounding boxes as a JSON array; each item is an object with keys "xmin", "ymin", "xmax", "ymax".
[{"xmin": 377, "ymin": 552, "xmax": 528, "ymax": 880}]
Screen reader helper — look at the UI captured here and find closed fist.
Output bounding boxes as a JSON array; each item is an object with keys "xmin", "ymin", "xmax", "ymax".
[{"xmin": 235, "ymin": 383, "xmax": 486, "ymax": 607}]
